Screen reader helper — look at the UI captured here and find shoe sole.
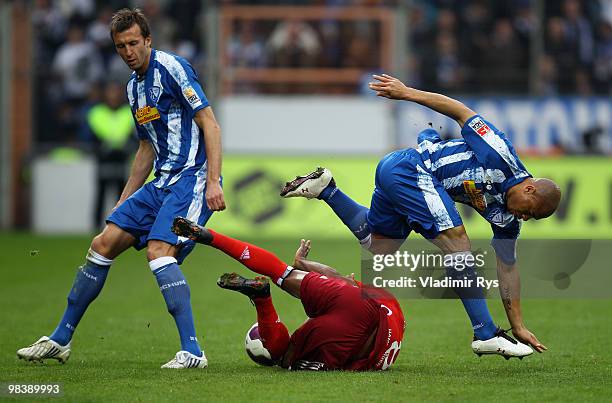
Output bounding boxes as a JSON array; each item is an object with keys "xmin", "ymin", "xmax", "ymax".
[
  {"xmin": 217, "ymin": 273, "xmax": 270, "ymax": 298},
  {"xmin": 171, "ymin": 217, "xmax": 212, "ymax": 244},
  {"xmin": 280, "ymin": 167, "xmax": 326, "ymax": 197},
  {"xmin": 17, "ymin": 352, "xmax": 70, "ymax": 364}
]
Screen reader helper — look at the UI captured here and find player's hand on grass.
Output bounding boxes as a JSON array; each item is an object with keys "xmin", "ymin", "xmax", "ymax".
[
  {"xmin": 512, "ymin": 326, "xmax": 548, "ymax": 353},
  {"xmin": 206, "ymin": 181, "xmax": 226, "ymax": 211},
  {"xmin": 294, "ymin": 239, "xmax": 311, "ymax": 267},
  {"xmin": 369, "ymin": 74, "xmax": 411, "ymax": 100}
]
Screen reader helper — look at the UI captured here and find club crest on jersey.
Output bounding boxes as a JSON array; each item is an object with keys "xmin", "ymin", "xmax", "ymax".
[
  {"xmin": 487, "ymin": 208, "xmax": 504, "ymax": 224},
  {"xmin": 148, "ymin": 86, "xmax": 161, "ymax": 104},
  {"xmin": 463, "ymin": 180, "xmax": 487, "ymax": 211},
  {"xmin": 183, "ymin": 86, "xmax": 200, "ymax": 105},
  {"xmin": 135, "ymin": 105, "xmax": 161, "ymax": 125},
  {"xmin": 468, "ymin": 117, "xmax": 491, "ymax": 136}
]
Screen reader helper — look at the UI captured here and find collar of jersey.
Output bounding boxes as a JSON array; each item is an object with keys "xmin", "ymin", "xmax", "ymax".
[{"xmin": 136, "ymin": 48, "xmax": 156, "ymax": 82}]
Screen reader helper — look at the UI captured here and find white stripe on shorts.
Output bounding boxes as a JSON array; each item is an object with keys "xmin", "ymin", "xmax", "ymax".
[{"xmin": 416, "ymin": 165, "xmax": 455, "ymax": 231}]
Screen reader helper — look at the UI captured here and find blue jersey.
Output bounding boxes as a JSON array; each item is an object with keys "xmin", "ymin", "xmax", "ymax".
[
  {"xmin": 416, "ymin": 115, "xmax": 531, "ymax": 240},
  {"xmin": 127, "ymin": 49, "xmax": 209, "ymax": 188}
]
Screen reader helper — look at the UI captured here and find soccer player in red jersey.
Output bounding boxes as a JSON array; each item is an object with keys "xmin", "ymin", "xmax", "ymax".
[{"xmin": 172, "ymin": 217, "xmax": 405, "ymax": 371}]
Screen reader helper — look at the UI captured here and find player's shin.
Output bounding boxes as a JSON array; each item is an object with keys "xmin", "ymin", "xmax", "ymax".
[
  {"xmin": 444, "ymin": 251, "xmax": 497, "ymax": 340},
  {"xmin": 253, "ymin": 296, "xmax": 290, "ymax": 361},
  {"xmin": 49, "ymin": 250, "xmax": 112, "ymax": 346},
  {"xmin": 319, "ymin": 186, "xmax": 372, "ymax": 246},
  {"xmin": 208, "ymin": 230, "xmax": 291, "ymax": 285},
  {"xmin": 150, "ymin": 257, "xmax": 202, "ymax": 357}
]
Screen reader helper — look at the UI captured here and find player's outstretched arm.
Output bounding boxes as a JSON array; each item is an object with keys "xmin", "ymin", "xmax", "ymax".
[
  {"xmin": 369, "ymin": 74, "xmax": 476, "ymax": 127},
  {"xmin": 293, "ymin": 239, "xmax": 338, "ymax": 276},
  {"xmin": 114, "ymin": 140, "xmax": 154, "ymax": 210},
  {"xmin": 195, "ymin": 106, "xmax": 226, "ymax": 211},
  {"xmin": 293, "ymin": 240, "xmax": 357, "ymax": 284},
  {"xmin": 496, "ymin": 256, "xmax": 548, "ymax": 353}
]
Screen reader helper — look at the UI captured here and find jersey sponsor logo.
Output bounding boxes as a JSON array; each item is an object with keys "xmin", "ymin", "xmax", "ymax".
[
  {"xmin": 135, "ymin": 106, "xmax": 161, "ymax": 125},
  {"xmin": 463, "ymin": 180, "xmax": 487, "ymax": 211},
  {"xmin": 149, "ymin": 86, "xmax": 161, "ymax": 104},
  {"xmin": 183, "ymin": 86, "xmax": 200, "ymax": 105},
  {"xmin": 468, "ymin": 116, "xmax": 491, "ymax": 136}
]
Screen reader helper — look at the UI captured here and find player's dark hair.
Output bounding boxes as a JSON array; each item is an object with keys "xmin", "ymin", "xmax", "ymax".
[{"xmin": 109, "ymin": 8, "xmax": 151, "ymax": 42}]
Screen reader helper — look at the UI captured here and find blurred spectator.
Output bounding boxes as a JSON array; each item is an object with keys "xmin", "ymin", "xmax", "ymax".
[
  {"xmin": 83, "ymin": 81, "xmax": 135, "ymax": 228},
  {"xmin": 342, "ymin": 21, "xmax": 377, "ymax": 68},
  {"xmin": 480, "ymin": 19, "xmax": 527, "ymax": 93},
  {"xmin": 545, "ymin": 17, "xmax": 578, "ymax": 93},
  {"xmin": 52, "ymin": 23, "xmax": 104, "ymax": 102},
  {"xmin": 593, "ymin": 21, "xmax": 611, "ymax": 93},
  {"xmin": 561, "ymin": 0, "xmax": 594, "ymax": 66},
  {"xmin": 420, "ymin": 32, "xmax": 464, "ymax": 93},
  {"xmin": 227, "ymin": 21, "xmax": 267, "ymax": 67},
  {"xmin": 267, "ymin": 19, "xmax": 321, "ymax": 67}
]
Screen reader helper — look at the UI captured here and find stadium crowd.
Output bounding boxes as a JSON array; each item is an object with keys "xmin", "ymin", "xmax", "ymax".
[{"xmin": 30, "ymin": 0, "xmax": 611, "ymax": 144}]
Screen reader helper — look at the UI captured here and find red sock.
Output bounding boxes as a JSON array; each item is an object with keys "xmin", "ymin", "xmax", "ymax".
[
  {"xmin": 253, "ymin": 296, "xmax": 290, "ymax": 361},
  {"xmin": 209, "ymin": 229, "xmax": 290, "ymax": 285}
]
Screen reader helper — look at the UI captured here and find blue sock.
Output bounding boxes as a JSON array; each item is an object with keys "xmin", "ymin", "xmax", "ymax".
[
  {"xmin": 319, "ymin": 184, "xmax": 371, "ymax": 242},
  {"xmin": 50, "ymin": 259, "xmax": 110, "ymax": 346},
  {"xmin": 445, "ymin": 252, "xmax": 497, "ymax": 340},
  {"xmin": 151, "ymin": 258, "xmax": 202, "ymax": 357}
]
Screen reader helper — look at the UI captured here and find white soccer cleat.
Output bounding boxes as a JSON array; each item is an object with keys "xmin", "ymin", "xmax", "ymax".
[
  {"xmin": 472, "ymin": 328, "xmax": 533, "ymax": 360},
  {"xmin": 161, "ymin": 350, "xmax": 208, "ymax": 369},
  {"xmin": 280, "ymin": 167, "xmax": 335, "ymax": 199},
  {"xmin": 17, "ymin": 336, "xmax": 71, "ymax": 364}
]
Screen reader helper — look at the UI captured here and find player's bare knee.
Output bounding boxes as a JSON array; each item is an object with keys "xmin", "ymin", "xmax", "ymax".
[
  {"xmin": 146, "ymin": 241, "xmax": 177, "ymax": 262},
  {"xmin": 434, "ymin": 226, "xmax": 471, "ymax": 253},
  {"xmin": 368, "ymin": 235, "xmax": 402, "ymax": 255},
  {"xmin": 90, "ymin": 232, "xmax": 112, "ymax": 257}
]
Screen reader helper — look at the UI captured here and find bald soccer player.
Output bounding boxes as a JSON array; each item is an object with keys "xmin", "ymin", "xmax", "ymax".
[{"xmin": 281, "ymin": 74, "xmax": 561, "ymax": 360}]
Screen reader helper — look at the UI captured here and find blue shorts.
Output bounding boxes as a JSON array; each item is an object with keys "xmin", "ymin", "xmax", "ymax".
[
  {"xmin": 107, "ymin": 174, "xmax": 214, "ymax": 264},
  {"xmin": 366, "ymin": 149, "xmax": 462, "ymax": 240}
]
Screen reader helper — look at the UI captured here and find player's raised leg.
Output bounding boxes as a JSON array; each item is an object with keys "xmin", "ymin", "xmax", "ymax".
[
  {"xmin": 17, "ymin": 224, "xmax": 135, "ymax": 363},
  {"xmin": 217, "ymin": 273, "xmax": 290, "ymax": 362},
  {"xmin": 280, "ymin": 167, "xmax": 373, "ymax": 249},
  {"xmin": 172, "ymin": 217, "xmax": 295, "ymax": 288}
]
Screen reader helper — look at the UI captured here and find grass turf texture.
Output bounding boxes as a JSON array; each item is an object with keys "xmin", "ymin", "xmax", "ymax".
[{"xmin": 0, "ymin": 233, "xmax": 610, "ymax": 402}]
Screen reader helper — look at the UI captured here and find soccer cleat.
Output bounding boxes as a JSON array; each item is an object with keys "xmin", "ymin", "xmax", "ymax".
[
  {"xmin": 471, "ymin": 328, "xmax": 533, "ymax": 359},
  {"xmin": 171, "ymin": 216, "xmax": 213, "ymax": 244},
  {"xmin": 161, "ymin": 350, "xmax": 208, "ymax": 369},
  {"xmin": 217, "ymin": 272, "xmax": 271, "ymax": 300},
  {"xmin": 280, "ymin": 167, "xmax": 335, "ymax": 199},
  {"xmin": 17, "ymin": 336, "xmax": 71, "ymax": 364}
]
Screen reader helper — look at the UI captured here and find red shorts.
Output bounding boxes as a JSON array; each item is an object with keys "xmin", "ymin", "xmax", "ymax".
[{"xmin": 288, "ymin": 272, "xmax": 404, "ymax": 370}]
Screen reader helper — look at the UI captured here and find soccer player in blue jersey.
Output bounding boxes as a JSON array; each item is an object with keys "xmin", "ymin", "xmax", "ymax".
[
  {"xmin": 281, "ymin": 74, "xmax": 561, "ymax": 359},
  {"xmin": 17, "ymin": 8, "xmax": 225, "ymax": 368}
]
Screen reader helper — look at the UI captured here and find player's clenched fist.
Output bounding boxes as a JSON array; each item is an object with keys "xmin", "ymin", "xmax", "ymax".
[
  {"xmin": 206, "ymin": 182, "xmax": 226, "ymax": 211},
  {"xmin": 368, "ymin": 74, "xmax": 411, "ymax": 100}
]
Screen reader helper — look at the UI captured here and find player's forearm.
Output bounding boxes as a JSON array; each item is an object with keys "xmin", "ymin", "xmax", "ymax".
[
  {"xmin": 294, "ymin": 258, "xmax": 339, "ymax": 277},
  {"xmin": 403, "ymin": 88, "xmax": 476, "ymax": 127},
  {"xmin": 496, "ymin": 258, "xmax": 525, "ymax": 330},
  {"xmin": 197, "ymin": 108, "xmax": 222, "ymax": 185},
  {"xmin": 118, "ymin": 143, "xmax": 154, "ymax": 203}
]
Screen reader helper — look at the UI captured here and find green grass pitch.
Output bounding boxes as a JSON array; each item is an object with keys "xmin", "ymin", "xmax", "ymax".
[{"xmin": 0, "ymin": 233, "xmax": 610, "ymax": 402}]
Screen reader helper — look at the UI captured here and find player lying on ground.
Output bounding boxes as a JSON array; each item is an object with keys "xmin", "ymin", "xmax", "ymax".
[
  {"xmin": 281, "ymin": 74, "xmax": 561, "ymax": 359},
  {"xmin": 17, "ymin": 9, "xmax": 225, "ymax": 368},
  {"xmin": 172, "ymin": 217, "xmax": 405, "ymax": 371}
]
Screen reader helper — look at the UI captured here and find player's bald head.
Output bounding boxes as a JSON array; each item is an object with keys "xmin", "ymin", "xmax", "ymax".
[{"xmin": 532, "ymin": 178, "xmax": 561, "ymax": 219}]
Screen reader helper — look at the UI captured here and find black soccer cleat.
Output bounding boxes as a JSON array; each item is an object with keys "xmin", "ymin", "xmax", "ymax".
[
  {"xmin": 217, "ymin": 272, "xmax": 271, "ymax": 300},
  {"xmin": 171, "ymin": 217, "xmax": 213, "ymax": 244}
]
